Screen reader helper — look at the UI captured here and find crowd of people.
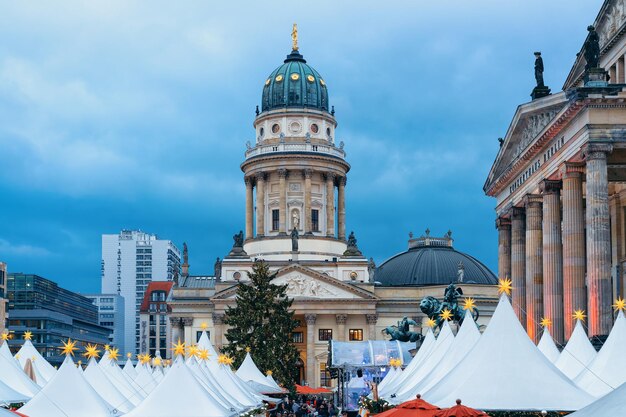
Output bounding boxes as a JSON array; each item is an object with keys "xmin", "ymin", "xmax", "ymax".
[{"xmin": 272, "ymin": 396, "xmax": 343, "ymax": 417}]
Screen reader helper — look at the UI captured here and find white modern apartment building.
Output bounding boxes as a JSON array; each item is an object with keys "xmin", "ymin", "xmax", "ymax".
[
  {"xmin": 84, "ymin": 294, "xmax": 125, "ymax": 353},
  {"xmin": 101, "ymin": 230, "xmax": 181, "ymax": 354}
]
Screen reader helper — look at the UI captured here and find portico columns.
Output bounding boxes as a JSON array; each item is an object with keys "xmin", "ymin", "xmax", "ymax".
[
  {"xmin": 245, "ymin": 177, "xmax": 254, "ymax": 239},
  {"xmin": 304, "ymin": 170, "xmax": 313, "ymax": 234},
  {"xmin": 180, "ymin": 317, "xmax": 194, "ymax": 344},
  {"xmin": 338, "ymin": 177, "xmax": 347, "ymax": 240},
  {"xmin": 524, "ymin": 194, "xmax": 543, "ymax": 343},
  {"xmin": 560, "ymin": 162, "xmax": 586, "ymax": 339},
  {"xmin": 255, "ymin": 173, "xmax": 266, "ymax": 237},
  {"xmin": 305, "ymin": 314, "xmax": 317, "ymax": 385},
  {"xmin": 278, "ymin": 169, "xmax": 288, "ymax": 234},
  {"xmin": 511, "ymin": 207, "xmax": 527, "ymax": 327},
  {"xmin": 212, "ymin": 313, "xmax": 225, "ymax": 349},
  {"xmin": 336, "ymin": 314, "xmax": 347, "ymax": 341},
  {"xmin": 169, "ymin": 317, "xmax": 182, "ymax": 344},
  {"xmin": 496, "ymin": 217, "xmax": 512, "ymax": 281},
  {"xmin": 540, "ymin": 180, "xmax": 564, "ymax": 344},
  {"xmin": 583, "ymin": 143, "xmax": 614, "ymax": 338},
  {"xmin": 366, "ymin": 314, "xmax": 378, "ymax": 341},
  {"xmin": 326, "ymin": 174, "xmax": 335, "ymax": 237}
]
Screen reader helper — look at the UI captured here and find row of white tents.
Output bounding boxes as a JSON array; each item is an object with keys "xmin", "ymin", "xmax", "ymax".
[
  {"xmin": 377, "ymin": 293, "xmax": 626, "ymax": 415},
  {"xmin": 0, "ymin": 330, "xmax": 285, "ymax": 416}
]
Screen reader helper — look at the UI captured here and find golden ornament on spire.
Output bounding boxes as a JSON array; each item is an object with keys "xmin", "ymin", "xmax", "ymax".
[
  {"xmin": 104, "ymin": 344, "xmax": 110, "ymax": 351},
  {"xmin": 23, "ymin": 331, "xmax": 32, "ymax": 341},
  {"xmin": 291, "ymin": 23, "xmax": 298, "ymax": 51},
  {"xmin": 140, "ymin": 354, "xmax": 151, "ymax": 365},
  {"xmin": 439, "ymin": 308, "xmax": 453, "ymax": 321},
  {"xmin": 153, "ymin": 357, "xmax": 162, "ymax": 366},
  {"xmin": 108, "ymin": 348, "xmax": 120, "ymax": 361},
  {"xmin": 498, "ymin": 278, "xmax": 513, "ymax": 296},
  {"xmin": 198, "ymin": 349, "xmax": 210, "ymax": 361},
  {"xmin": 1, "ymin": 332, "xmax": 10, "ymax": 341},
  {"xmin": 218, "ymin": 354, "xmax": 233, "ymax": 365},
  {"xmin": 540, "ymin": 317, "xmax": 552, "ymax": 328},
  {"xmin": 462, "ymin": 298, "xmax": 476, "ymax": 311},
  {"xmin": 245, "ymin": 346, "xmax": 251, "ymax": 353},
  {"xmin": 426, "ymin": 318, "xmax": 436, "ymax": 328},
  {"xmin": 573, "ymin": 309, "xmax": 587, "ymax": 322},
  {"xmin": 60, "ymin": 339, "xmax": 78, "ymax": 356},
  {"xmin": 172, "ymin": 339, "xmax": 186, "ymax": 357},
  {"xmin": 266, "ymin": 370, "xmax": 273, "ymax": 376},
  {"xmin": 200, "ymin": 322, "xmax": 208, "ymax": 331},
  {"xmin": 187, "ymin": 344, "xmax": 199, "ymax": 358},
  {"xmin": 83, "ymin": 344, "xmax": 100, "ymax": 359},
  {"xmin": 613, "ymin": 297, "xmax": 626, "ymax": 312},
  {"xmin": 127, "ymin": 352, "xmax": 132, "ymax": 359}
]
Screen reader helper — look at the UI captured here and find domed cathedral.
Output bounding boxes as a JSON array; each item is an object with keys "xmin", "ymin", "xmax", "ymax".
[{"xmin": 169, "ymin": 27, "xmax": 499, "ymax": 388}]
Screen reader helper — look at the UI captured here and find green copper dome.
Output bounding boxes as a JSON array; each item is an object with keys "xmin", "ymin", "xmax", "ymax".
[{"xmin": 261, "ymin": 50, "xmax": 329, "ymax": 112}]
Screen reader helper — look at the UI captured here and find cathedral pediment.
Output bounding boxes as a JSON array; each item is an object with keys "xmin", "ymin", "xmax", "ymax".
[{"xmin": 212, "ymin": 264, "xmax": 376, "ymax": 301}]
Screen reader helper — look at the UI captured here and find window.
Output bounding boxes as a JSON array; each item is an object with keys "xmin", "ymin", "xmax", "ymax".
[
  {"xmin": 319, "ymin": 329, "xmax": 333, "ymax": 341},
  {"xmin": 320, "ymin": 363, "xmax": 331, "ymax": 387},
  {"xmin": 272, "ymin": 210, "xmax": 279, "ymax": 231},
  {"xmin": 311, "ymin": 209, "xmax": 319, "ymax": 232},
  {"xmin": 349, "ymin": 329, "xmax": 363, "ymax": 341},
  {"xmin": 292, "ymin": 331, "xmax": 304, "ymax": 344},
  {"xmin": 197, "ymin": 330, "xmax": 210, "ymax": 342}
]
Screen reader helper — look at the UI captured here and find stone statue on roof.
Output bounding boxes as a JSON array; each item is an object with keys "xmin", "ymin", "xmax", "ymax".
[
  {"xmin": 584, "ymin": 25, "xmax": 600, "ymax": 70},
  {"xmin": 291, "ymin": 227, "xmax": 299, "ymax": 252},
  {"xmin": 183, "ymin": 242, "xmax": 188, "ymax": 265}
]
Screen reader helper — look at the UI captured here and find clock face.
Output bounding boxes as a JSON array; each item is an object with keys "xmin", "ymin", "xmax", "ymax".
[
  {"xmin": 307, "ymin": 75, "xmax": 315, "ymax": 83},
  {"xmin": 291, "ymin": 73, "xmax": 300, "ymax": 81},
  {"xmin": 275, "ymin": 74, "xmax": 284, "ymax": 82}
]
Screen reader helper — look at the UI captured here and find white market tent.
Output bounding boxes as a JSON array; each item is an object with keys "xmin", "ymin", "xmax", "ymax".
[
  {"xmin": 99, "ymin": 358, "xmax": 145, "ymax": 406},
  {"xmin": 83, "ymin": 357, "xmax": 136, "ymax": 413},
  {"xmin": 197, "ymin": 331, "xmax": 220, "ymax": 362},
  {"xmin": 124, "ymin": 358, "xmax": 138, "ymax": 379},
  {"xmin": 390, "ymin": 309, "xmax": 481, "ymax": 402},
  {"xmin": 265, "ymin": 373, "xmax": 283, "ymax": 391},
  {"xmin": 574, "ymin": 310, "xmax": 626, "ymax": 397},
  {"xmin": 198, "ymin": 360, "xmax": 247, "ymax": 410},
  {"xmin": 19, "ymin": 356, "xmax": 114, "ymax": 417},
  {"xmin": 236, "ymin": 352, "xmax": 284, "ymax": 394},
  {"xmin": 537, "ymin": 327, "xmax": 561, "ymax": 364},
  {"xmin": 377, "ymin": 328, "xmax": 436, "ymax": 398},
  {"xmin": 391, "ymin": 320, "xmax": 456, "ymax": 403},
  {"xmin": 123, "ymin": 356, "xmax": 237, "ymax": 417},
  {"xmin": 133, "ymin": 363, "xmax": 158, "ymax": 394},
  {"xmin": 555, "ymin": 319, "xmax": 597, "ymax": 380},
  {"xmin": 422, "ymin": 294, "xmax": 595, "ymax": 411},
  {"xmin": 376, "ymin": 366, "xmax": 399, "ymax": 393},
  {"xmin": 0, "ymin": 343, "xmax": 40, "ymax": 398},
  {"xmin": 16, "ymin": 339, "xmax": 57, "ymax": 384},
  {"xmin": 569, "ymin": 379, "xmax": 626, "ymax": 417},
  {"xmin": 206, "ymin": 360, "xmax": 262, "ymax": 407},
  {"xmin": 188, "ymin": 357, "xmax": 246, "ymax": 412},
  {"xmin": 0, "ymin": 378, "xmax": 29, "ymax": 404}
]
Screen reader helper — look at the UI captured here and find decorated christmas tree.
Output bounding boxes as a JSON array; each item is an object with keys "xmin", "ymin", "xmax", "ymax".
[{"xmin": 222, "ymin": 261, "xmax": 299, "ymax": 391}]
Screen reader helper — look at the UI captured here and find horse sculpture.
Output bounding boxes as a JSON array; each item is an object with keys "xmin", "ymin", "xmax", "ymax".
[
  {"xmin": 419, "ymin": 283, "xmax": 479, "ymax": 330},
  {"xmin": 382, "ymin": 316, "xmax": 423, "ymax": 343}
]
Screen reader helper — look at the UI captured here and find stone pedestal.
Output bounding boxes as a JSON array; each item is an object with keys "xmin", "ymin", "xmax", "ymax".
[
  {"xmin": 511, "ymin": 207, "xmax": 527, "ymax": 328},
  {"xmin": 531, "ymin": 86, "xmax": 551, "ymax": 100},
  {"xmin": 524, "ymin": 194, "xmax": 543, "ymax": 343},
  {"xmin": 584, "ymin": 68, "xmax": 609, "ymax": 87}
]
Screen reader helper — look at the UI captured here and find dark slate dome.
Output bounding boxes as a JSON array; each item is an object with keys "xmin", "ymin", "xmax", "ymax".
[
  {"xmin": 375, "ymin": 232, "xmax": 497, "ymax": 287},
  {"xmin": 261, "ymin": 49, "xmax": 329, "ymax": 113}
]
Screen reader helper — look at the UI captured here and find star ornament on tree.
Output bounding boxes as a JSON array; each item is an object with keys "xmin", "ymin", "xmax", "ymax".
[
  {"xmin": 573, "ymin": 309, "xmax": 587, "ymax": 322},
  {"xmin": 61, "ymin": 339, "xmax": 78, "ymax": 356},
  {"xmin": 172, "ymin": 339, "xmax": 186, "ymax": 357},
  {"xmin": 462, "ymin": 297, "xmax": 476, "ymax": 311},
  {"xmin": 540, "ymin": 317, "xmax": 552, "ymax": 328},
  {"xmin": 426, "ymin": 318, "xmax": 437, "ymax": 328},
  {"xmin": 23, "ymin": 331, "xmax": 32, "ymax": 341},
  {"xmin": 498, "ymin": 278, "xmax": 513, "ymax": 296},
  {"xmin": 83, "ymin": 344, "xmax": 100, "ymax": 359},
  {"xmin": 439, "ymin": 308, "xmax": 453, "ymax": 321},
  {"xmin": 613, "ymin": 297, "xmax": 626, "ymax": 312}
]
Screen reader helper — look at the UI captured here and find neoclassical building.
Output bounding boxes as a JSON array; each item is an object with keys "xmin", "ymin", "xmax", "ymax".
[
  {"xmin": 170, "ymin": 32, "xmax": 499, "ymax": 388},
  {"xmin": 485, "ymin": 0, "xmax": 626, "ymax": 346}
]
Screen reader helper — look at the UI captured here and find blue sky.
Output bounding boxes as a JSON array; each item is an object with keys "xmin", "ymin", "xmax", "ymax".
[{"xmin": 0, "ymin": 1, "xmax": 601, "ymax": 293}]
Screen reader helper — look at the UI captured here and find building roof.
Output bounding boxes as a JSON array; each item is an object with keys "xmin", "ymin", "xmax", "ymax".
[
  {"xmin": 179, "ymin": 275, "xmax": 216, "ymax": 289},
  {"xmin": 374, "ymin": 232, "xmax": 497, "ymax": 287},
  {"xmin": 261, "ymin": 49, "xmax": 329, "ymax": 113},
  {"xmin": 139, "ymin": 281, "xmax": 174, "ymax": 312}
]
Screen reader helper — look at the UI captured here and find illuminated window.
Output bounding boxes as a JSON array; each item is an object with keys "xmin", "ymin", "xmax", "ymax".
[{"xmin": 349, "ymin": 329, "xmax": 363, "ymax": 341}]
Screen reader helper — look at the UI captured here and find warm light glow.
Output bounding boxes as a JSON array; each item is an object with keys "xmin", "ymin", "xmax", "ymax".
[
  {"xmin": 266, "ymin": 370, "xmax": 273, "ymax": 376},
  {"xmin": 197, "ymin": 349, "xmax": 210, "ymax": 361},
  {"xmin": 83, "ymin": 344, "xmax": 100, "ymax": 359},
  {"xmin": 104, "ymin": 344, "xmax": 110, "ymax": 351},
  {"xmin": 613, "ymin": 297, "xmax": 626, "ymax": 312},
  {"xmin": 23, "ymin": 331, "xmax": 32, "ymax": 341},
  {"xmin": 153, "ymin": 357, "xmax": 162, "ymax": 366},
  {"xmin": 540, "ymin": 317, "xmax": 552, "ymax": 328},
  {"xmin": 1, "ymin": 332, "xmax": 9, "ymax": 341},
  {"xmin": 245, "ymin": 346, "xmax": 251, "ymax": 353},
  {"xmin": 140, "ymin": 354, "xmax": 151, "ymax": 365},
  {"xmin": 127, "ymin": 352, "xmax": 132, "ymax": 359},
  {"xmin": 61, "ymin": 339, "xmax": 78, "ymax": 356},
  {"xmin": 573, "ymin": 310, "xmax": 587, "ymax": 322},
  {"xmin": 187, "ymin": 344, "xmax": 199, "ymax": 358},
  {"xmin": 439, "ymin": 308, "xmax": 453, "ymax": 321},
  {"xmin": 498, "ymin": 278, "xmax": 513, "ymax": 296},
  {"xmin": 217, "ymin": 354, "xmax": 233, "ymax": 365},
  {"xmin": 426, "ymin": 318, "xmax": 436, "ymax": 328},
  {"xmin": 462, "ymin": 298, "xmax": 476, "ymax": 311},
  {"xmin": 172, "ymin": 339, "xmax": 186, "ymax": 357},
  {"xmin": 108, "ymin": 348, "xmax": 120, "ymax": 361},
  {"xmin": 200, "ymin": 322, "xmax": 208, "ymax": 330}
]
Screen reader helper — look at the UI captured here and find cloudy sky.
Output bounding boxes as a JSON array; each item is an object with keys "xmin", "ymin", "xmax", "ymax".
[{"xmin": 0, "ymin": 1, "xmax": 601, "ymax": 293}]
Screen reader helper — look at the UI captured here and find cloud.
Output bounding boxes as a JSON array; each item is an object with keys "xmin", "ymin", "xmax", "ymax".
[{"xmin": 0, "ymin": 238, "xmax": 53, "ymax": 257}]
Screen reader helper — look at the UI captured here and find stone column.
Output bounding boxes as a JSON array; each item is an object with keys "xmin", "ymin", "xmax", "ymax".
[
  {"xmin": 304, "ymin": 169, "xmax": 313, "ymax": 234},
  {"xmin": 496, "ymin": 216, "xmax": 512, "ymax": 281},
  {"xmin": 540, "ymin": 180, "xmax": 564, "ymax": 344},
  {"xmin": 278, "ymin": 169, "xmax": 288, "ymax": 234},
  {"xmin": 255, "ymin": 173, "xmax": 266, "ymax": 237},
  {"xmin": 560, "ymin": 162, "xmax": 586, "ymax": 340},
  {"xmin": 305, "ymin": 314, "xmax": 317, "ymax": 385},
  {"xmin": 584, "ymin": 143, "xmax": 614, "ymax": 338},
  {"xmin": 338, "ymin": 177, "xmax": 347, "ymax": 240},
  {"xmin": 366, "ymin": 314, "xmax": 378, "ymax": 341},
  {"xmin": 524, "ymin": 194, "xmax": 543, "ymax": 343},
  {"xmin": 511, "ymin": 207, "xmax": 527, "ymax": 327},
  {"xmin": 610, "ymin": 193, "xmax": 623, "ymax": 299},
  {"xmin": 212, "ymin": 313, "xmax": 225, "ymax": 350},
  {"xmin": 180, "ymin": 317, "xmax": 194, "ymax": 344},
  {"xmin": 245, "ymin": 177, "xmax": 254, "ymax": 239},
  {"xmin": 325, "ymin": 174, "xmax": 335, "ymax": 237},
  {"xmin": 335, "ymin": 314, "xmax": 347, "ymax": 341},
  {"xmin": 169, "ymin": 317, "xmax": 182, "ymax": 345}
]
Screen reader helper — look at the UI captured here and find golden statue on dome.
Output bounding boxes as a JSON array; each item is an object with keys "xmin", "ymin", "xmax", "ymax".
[{"xmin": 291, "ymin": 23, "xmax": 298, "ymax": 51}]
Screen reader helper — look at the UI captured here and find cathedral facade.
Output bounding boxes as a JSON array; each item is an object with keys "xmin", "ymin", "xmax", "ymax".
[
  {"xmin": 169, "ymin": 32, "xmax": 499, "ymax": 388},
  {"xmin": 485, "ymin": 0, "xmax": 626, "ymax": 346}
]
